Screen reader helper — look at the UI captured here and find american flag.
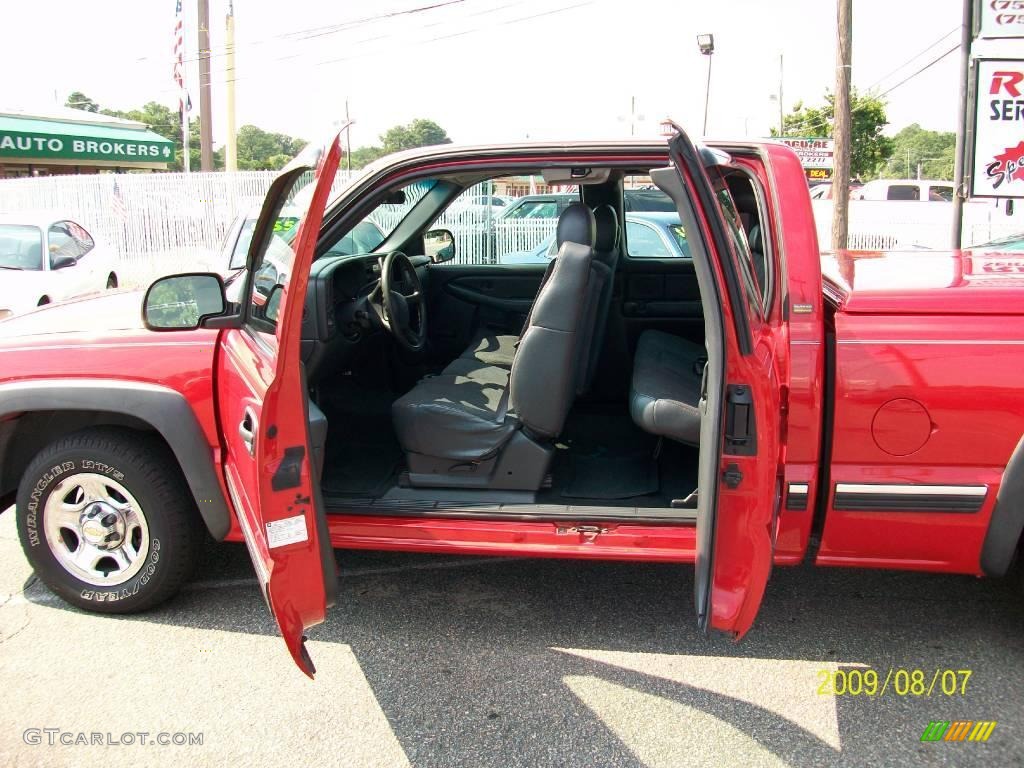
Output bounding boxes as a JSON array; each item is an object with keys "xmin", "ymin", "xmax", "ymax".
[
  {"xmin": 173, "ymin": 0, "xmax": 192, "ymax": 115},
  {"xmin": 111, "ymin": 178, "xmax": 128, "ymax": 222}
]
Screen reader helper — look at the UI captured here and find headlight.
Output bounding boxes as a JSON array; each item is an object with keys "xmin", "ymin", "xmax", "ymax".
[{"xmin": 0, "ymin": 309, "xmax": 11, "ymax": 321}]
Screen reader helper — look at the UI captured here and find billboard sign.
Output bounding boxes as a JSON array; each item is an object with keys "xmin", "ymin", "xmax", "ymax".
[
  {"xmin": 978, "ymin": 1, "xmax": 1024, "ymax": 39},
  {"xmin": 775, "ymin": 137, "xmax": 834, "ymax": 181},
  {"xmin": 972, "ymin": 59, "xmax": 1024, "ymax": 198}
]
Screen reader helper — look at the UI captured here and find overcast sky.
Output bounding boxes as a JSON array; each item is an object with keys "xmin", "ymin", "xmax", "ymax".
[{"xmin": 2, "ymin": 0, "xmax": 1016, "ymax": 149}]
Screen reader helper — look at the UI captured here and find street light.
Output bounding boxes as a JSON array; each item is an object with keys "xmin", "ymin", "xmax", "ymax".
[{"xmin": 697, "ymin": 34, "xmax": 715, "ymax": 135}]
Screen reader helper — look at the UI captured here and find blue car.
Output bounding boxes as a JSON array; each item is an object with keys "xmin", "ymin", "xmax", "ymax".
[{"xmin": 501, "ymin": 211, "xmax": 690, "ymax": 264}]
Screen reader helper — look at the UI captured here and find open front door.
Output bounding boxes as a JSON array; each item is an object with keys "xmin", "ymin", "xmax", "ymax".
[
  {"xmin": 216, "ymin": 131, "xmax": 343, "ymax": 676},
  {"xmin": 662, "ymin": 128, "xmax": 780, "ymax": 639}
]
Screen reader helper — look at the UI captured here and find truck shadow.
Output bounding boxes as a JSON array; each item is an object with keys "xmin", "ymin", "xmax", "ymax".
[{"xmin": 22, "ymin": 544, "xmax": 1024, "ymax": 767}]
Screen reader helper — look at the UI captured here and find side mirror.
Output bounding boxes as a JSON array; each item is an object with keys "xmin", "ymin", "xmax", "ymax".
[
  {"xmin": 264, "ymin": 284, "xmax": 284, "ymax": 323},
  {"xmin": 424, "ymin": 228, "xmax": 456, "ymax": 264},
  {"xmin": 50, "ymin": 255, "xmax": 76, "ymax": 270},
  {"xmin": 144, "ymin": 273, "xmax": 226, "ymax": 331}
]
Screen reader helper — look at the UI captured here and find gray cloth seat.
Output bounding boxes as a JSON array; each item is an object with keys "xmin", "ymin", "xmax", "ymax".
[
  {"xmin": 629, "ymin": 330, "xmax": 705, "ymax": 446},
  {"xmin": 458, "ymin": 204, "xmax": 620, "ymax": 395},
  {"xmin": 392, "ymin": 203, "xmax": 597, "ymax": 484},
  {"xmin": 389, "ymin": 372, "xmax": 515, "ymax": 461}
]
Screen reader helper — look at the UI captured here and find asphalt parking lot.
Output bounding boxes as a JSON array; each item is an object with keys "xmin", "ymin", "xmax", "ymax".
[{"xmin": 1, "ymin": 506, "xmax": 1022, "ymax": 768}]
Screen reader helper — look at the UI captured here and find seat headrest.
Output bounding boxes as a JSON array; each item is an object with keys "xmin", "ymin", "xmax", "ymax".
[
  {"xmin": 593, "ymin": 204, "xmax": 619, "ymax": 252},
  {"xmin": 556, "ymin": 202, "xmax": 596, "ymax": 250}
]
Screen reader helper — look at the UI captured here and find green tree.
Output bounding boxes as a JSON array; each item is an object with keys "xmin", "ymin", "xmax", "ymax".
[
  {"xmin": 347, "ymin": 145, "xmax": 385, "ymax": 169},
  {"xmin": 880, "ymin": 123, "xmax": 956, "ymax": 180},
  {"xmin": 772, "ymin": 89, "xmax": 894, "ymax": 179},
  {"xmin": 345, "ymin": 119, "xmax": 451, "ymax": 170},
  {"xmin": 65, "ymin": 91, "xmax": 100, "ymax": 113},
  {"xmin": 236, "ymin": 125, "xmax": 308, "ymax": 170},
  {"xmin": 380, "ymin": 119, "xmax": 451, "ymax": 154},
  {"xmin": 64, "ymin": 92, "xmax": 306, "ymax": 172}
]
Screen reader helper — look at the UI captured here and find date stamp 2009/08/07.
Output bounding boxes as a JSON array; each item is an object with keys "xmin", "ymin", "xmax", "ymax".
[{"xmin": 816, "ymin": 668, "xmax": 972, "ymax": 697}]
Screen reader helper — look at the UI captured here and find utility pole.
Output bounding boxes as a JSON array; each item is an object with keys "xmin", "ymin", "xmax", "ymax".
[
  {"xmin": 831, "ymin": 0, "xmax": 852, "ymax": 251},
  {"xmin": 225, "ymin": 0, "xmax": 237, "ymax": 172},
  {"xmin": 198, "ymin": 0, "xmax": 214, "ymax": 171},
  {"xmin": 951, "ymin": 0, "xmax": 974, "ymax": 249}
]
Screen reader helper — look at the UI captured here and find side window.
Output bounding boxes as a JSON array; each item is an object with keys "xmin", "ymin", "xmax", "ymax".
[
  {"xmin": 626, "ymin": 221, "xmax": 674, "ymax": 258},
  {"xmin": 887, "ymin": 184, "xmax": 920, "ymax": 201},
  {"xmin": 47, "ymin": 221, "xmax": 94, "ymax": 265},
  {"xmin": 711, "ymin": 174, "xmax": 763, "ymax": 321},
  {"xmin": 930, "ymin": 186, "xmax": 954, "ymax": 202},
  {"xmin": 247, "ymin": 172, "xmax": 312, "ymax": 333}
]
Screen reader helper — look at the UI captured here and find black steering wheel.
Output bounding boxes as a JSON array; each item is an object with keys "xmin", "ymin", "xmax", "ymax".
[{"xmin": 375, "ymin": 251, "xmax": 427, "ymax": 352}]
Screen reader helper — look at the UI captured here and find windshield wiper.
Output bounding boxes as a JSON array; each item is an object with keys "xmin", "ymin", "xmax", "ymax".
[{"xmin": 0, "ymin": 265, "xmax": 24, "ymax": 271}]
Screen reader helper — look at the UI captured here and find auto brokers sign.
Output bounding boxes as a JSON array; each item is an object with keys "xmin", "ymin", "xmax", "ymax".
[
  {"xmin": 972, "ymin": 59, "xmax": 1024, "ymax": 198},
  {"xmin": 0, "ymin": 130, "xmax": 173, "ymax": 163}
]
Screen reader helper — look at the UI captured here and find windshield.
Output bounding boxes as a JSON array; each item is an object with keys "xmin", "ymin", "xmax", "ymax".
[
  {"xmin": 324, "ymin": 178, "xmax": 438, "ymax": 255},
  {"xmin": 668, "ymin": 223, "xmax": 689, "ymax": 255},
  {"xmin": 0, "ymin": 225, "xmax": 44, "ymax": 271}
]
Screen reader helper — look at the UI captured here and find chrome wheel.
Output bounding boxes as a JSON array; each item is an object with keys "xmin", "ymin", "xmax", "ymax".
[{"xmin": 43, "ymin": 472, "xmax": 150, "ymax": 586}]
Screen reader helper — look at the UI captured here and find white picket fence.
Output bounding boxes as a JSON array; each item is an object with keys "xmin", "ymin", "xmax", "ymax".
[{"xmin": 0, "ymin": 171, "xmax": 1021, "ymax": 288}]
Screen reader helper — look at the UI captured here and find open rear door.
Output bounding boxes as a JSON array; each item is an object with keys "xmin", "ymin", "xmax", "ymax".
[
  {"xmin": 216, "ymin": 130, "xmax": 344, "ymax": 676},
  {"xmin": 662, "ymin": 127, "xmax": 780, "ymax": 638}
]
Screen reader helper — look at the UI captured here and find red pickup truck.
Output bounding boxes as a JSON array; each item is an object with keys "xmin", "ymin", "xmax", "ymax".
[{"xmin": 1, "ymin": 126, "xmax": 1022, "ymax": 677}]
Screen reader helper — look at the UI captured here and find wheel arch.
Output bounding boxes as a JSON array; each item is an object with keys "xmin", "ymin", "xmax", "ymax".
[
  {"xmin": 981, "ymin": 433, "xmax": 1024, "ymax": 577},
  {"xmin": 0, "ymin": 380, "xmax": 231, "ymax": 540}
]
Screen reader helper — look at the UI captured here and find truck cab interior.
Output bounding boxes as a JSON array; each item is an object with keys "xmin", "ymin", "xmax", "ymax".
[{"xmin": 275, "ymin": 158, "xmax": 770, "ymax": 523}]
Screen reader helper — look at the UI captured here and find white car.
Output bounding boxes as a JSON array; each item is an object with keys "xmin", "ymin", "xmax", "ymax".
[
  {"xmin": 854, "ymin": 179, "xmax": 954, "ymax": 202},
  {"xmin": 0, "ymin": 213, "xmax": 118, "ymax": 320}
]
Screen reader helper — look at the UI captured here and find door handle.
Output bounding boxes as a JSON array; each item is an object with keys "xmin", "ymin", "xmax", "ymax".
[{"xmin": 238, "ymin": 407, "xmax": 257, "ymax": 457}]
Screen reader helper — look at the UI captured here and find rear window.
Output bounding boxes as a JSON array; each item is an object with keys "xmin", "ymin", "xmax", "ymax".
[
  {"xmin": 624, "ymin": 189, "xmax": 677, "ymax": 212},
  {"xmin": 887, "ymin": 184, "xmax": 920, "ymax": 201},
  {"xmin": 504, "ymin": 200, "xmax": 559, "ymax": 219}
]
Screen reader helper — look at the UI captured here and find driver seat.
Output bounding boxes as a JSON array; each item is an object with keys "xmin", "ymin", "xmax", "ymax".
[{"xmin": 391, "ymin": 203, "xmax": 597, "ymax": 489}]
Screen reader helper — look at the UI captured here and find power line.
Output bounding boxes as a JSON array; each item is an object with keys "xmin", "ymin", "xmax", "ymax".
[
  {"xmin": 865, "ymin": 26, "xmax": 959, "ymax": 91},
  {"xmin": 145, "ymin": 0, "xmax": 472, "ymax": 69},
  {"xmin": 158, "ymin": 1, "xmax": 592, "ymax": 95},
  {"xmin": 877, "ymin": 44, "xmax": 960, "ymax": 97},
  {"xmin": 775, "ymin": 27, "xmax": 962, "ymax": 137},
  {"xmin": 777, "ymin": 42, "xmax": 960, "ymax": 137}
]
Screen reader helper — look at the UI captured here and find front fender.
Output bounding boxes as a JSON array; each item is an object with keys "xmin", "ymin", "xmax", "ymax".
[
  {"xmin": 0, "ymin": 378, "xmax": 231, "ymax": 539},
  {"xmin": 981, "ymin": 434, "xmax": 1024, "ymax": 577}
]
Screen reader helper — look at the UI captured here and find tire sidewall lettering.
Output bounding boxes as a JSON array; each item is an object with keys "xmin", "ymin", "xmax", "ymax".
[
  {"xmin": 79, "ymin": 538, "xmax": 162, "ymax": 603},
  {"xmin": 24, "ymin": 460, "xmax": 75, "ymax": 548},
  {"xmin": 23, "ymin": 456, "xmax": 161, "ymax": 603}
]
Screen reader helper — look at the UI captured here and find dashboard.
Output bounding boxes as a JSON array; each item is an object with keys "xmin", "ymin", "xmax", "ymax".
[{"xmin": 301, "ymin": 252, "xmax": 430, "ymax": 380}]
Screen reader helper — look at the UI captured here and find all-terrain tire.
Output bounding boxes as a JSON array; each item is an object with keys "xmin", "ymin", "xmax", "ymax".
[{"xmin": 16, "ymin": 427, "xmax": 201, "ymax": 613}]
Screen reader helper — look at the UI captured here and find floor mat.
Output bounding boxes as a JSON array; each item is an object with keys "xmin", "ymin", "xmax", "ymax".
[
  {"xmin": 321, "ymin": 438, "xmax": 402, "ymax": 497},
  {"xmin": 318, "ymin": 383, "xmax": 403, "ymax": 498},
  {"xmin": 562, "ymin": 450, "xmax": 660, "ymax": 500}
]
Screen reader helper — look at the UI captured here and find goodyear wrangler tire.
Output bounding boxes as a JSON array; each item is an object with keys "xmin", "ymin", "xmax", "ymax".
[{"xmin": 16, "ymin": 427, "xmax": 200, "ymax": 614}]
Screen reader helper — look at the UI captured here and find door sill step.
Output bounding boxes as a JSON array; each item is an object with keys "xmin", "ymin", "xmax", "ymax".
[{"xmin": 323, "ymin": 495, "xmax": 697, "ymax": 524}]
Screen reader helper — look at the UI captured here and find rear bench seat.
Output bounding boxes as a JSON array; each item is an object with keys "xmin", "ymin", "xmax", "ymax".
[{"xmin": 629, "ymin": 330, "xmax": 704, "ymax": 446}]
